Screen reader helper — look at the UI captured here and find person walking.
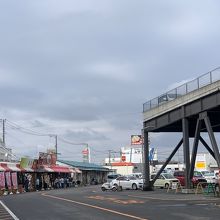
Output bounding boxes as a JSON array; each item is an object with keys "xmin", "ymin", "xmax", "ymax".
[
  {"xmin": 61, "ymin": 177, "xmax": 64, "ymax": 188},
  {"xmin": 35, "ymin": 177, "xmax": 40, "ymax": 191},
  {"xmin": 24, "ymin": 176, "xmax": 29, "ymax": 192}
]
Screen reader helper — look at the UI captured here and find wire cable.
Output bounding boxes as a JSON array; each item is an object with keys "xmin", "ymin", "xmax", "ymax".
[{"xmin": 6, "ymin": 120, "xmax": 52, "ymax": 137}]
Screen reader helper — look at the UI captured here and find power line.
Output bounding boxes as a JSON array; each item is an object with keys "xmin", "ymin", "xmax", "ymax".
[
  {"xmin": 6, "ymin": 120, "xmax": 52, "ymax": 137},
  {"xmin": 58, "ymin": 137, "xmax": 88, "ymax": 146}
]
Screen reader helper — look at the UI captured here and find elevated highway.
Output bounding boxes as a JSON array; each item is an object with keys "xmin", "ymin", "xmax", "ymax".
[{"xmin": 142, "ymin": 67, "xmax": 220, "ymax": 191}]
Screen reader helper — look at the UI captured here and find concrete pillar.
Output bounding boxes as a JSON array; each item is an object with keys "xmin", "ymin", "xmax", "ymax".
[
  {"xmin": 142, "ymin": 130, "xmax": 152, "ymax": 191},
  {"xmin": 182, "ymin": 117, "xmax": 191, "ymax": 189}
]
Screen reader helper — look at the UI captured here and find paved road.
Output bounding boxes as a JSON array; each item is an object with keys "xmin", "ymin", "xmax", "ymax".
[{"xmin": 0, "ymin": 186, "xmax": 220, "ymax": 220}]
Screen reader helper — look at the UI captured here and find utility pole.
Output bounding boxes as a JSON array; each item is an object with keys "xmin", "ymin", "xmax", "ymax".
[
  {"xmin": 108, "ymin": 150, "xmax": 111, "ymax": 165},
  {"xmin": 55, "ymin": 135, "xmax": 58, "ymax": 159},
  {"xmin": 130, "ymin": 147, "xmax": 132, "ymax": 162},
  {"xmin": 2, "ymin": 119, "xmax": 5, "ymax": 145},
  {"xmin": 108, "ymin": 150, "xmax": 113, "ymax": 170}
]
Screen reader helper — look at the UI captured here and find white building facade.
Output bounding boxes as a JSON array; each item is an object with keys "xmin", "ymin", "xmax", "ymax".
[{"xmin": 104, "ymin": 145, "xmax": 157, "ymax": 164}]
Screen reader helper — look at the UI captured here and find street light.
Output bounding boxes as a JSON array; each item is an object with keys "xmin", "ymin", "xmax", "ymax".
[{"xmin": 142, "ymin": 125, "xmax": 155, "ymax": 191}]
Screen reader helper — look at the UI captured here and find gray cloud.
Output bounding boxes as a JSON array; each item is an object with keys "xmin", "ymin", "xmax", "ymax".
[{"xmin": 1, "ymin": 0, "xmax": 220, "ymax": 162}]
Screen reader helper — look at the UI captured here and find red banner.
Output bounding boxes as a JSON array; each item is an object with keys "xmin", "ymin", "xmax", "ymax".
[
  {"xmin": 5, "ymin": 172, "xmax": 12, "ymax": 190},
  {"xmin": 0, "ymin": 172, "xmax": 5, "ymax": 189},
  {"xmin": 11, "ymin": 172, "xmax": 18, "ymax": 189}
]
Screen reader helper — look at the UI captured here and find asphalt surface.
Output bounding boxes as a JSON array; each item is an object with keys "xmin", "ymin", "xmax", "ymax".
[{"xmin": 0, "ymin": 186, "xmax": 220, "ymax": 220}]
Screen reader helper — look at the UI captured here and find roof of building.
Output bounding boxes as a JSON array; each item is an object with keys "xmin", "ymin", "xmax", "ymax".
[{"xmin": 58, "ymin": 160, "xmax": 110, "ymax": 172}]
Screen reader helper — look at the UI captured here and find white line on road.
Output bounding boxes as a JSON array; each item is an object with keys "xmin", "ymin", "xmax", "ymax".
[
  {"xmin": 0, "ymin": 201, "xmax": 19, "ymax": 220},
  {"xmin": 42, "ymin": 193, "xmax": 148, "ymax": 220}
]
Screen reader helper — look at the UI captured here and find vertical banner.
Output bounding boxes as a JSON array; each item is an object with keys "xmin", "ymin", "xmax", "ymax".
[
  {"xmin": 11, "ymin": 172, "xmax": 18, "ymax": 189},
  {"xmin": 149, "ymin": 148, "xmax": 155, "ymax": 161},
  {"xmin": 5, "ymin": 172, "xmax": 12, "ymax": 190},
  {"xmin": 0, "ymin": 172, "xmax": 5, "ymax": 189},
  {"xmin": 82, "ymin": 147, "xmax": 89, "ymax": 163}
]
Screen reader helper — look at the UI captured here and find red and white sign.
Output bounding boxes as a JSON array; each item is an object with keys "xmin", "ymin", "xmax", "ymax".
[{"xmin": 82, "ymin": 148, "xmax": 89, "ymax": 155}]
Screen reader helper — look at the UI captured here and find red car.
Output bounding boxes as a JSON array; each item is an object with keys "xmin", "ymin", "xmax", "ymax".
[{"xmin": 173, "ymin": 171, "xmax": 207, "ymax": 187}]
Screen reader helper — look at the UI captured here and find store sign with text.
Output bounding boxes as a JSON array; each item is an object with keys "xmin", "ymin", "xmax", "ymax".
[
  {"xmin": 131, "ymin": 135, "xmax": 143, "ymax": 145},
  {"xmin": 38, "ymin": 152, "xmax": 57, "ymax": 166}
]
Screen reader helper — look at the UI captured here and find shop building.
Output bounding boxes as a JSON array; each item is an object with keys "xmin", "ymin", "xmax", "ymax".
[{"xmin": 58, "ymin": 160, "xmax": 110, "ymax": 185}]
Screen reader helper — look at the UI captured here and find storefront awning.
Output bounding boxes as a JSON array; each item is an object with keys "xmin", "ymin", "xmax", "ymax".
[
  {"xmin": 0, "ymin": 164, "xmax": 5, "ymax": 171},
  {"xmin": 16, "ymin": 164, "xmax": 34, "ymax": 172},
  {"xmin": 37, "ymin": 165, "xmax": 54, "ymax": 173},
  {"xmin": 49, "ymin": 165, "xmax": 72, "ymax": 173},
  {"xmin": 75, "ymin": 168, "xmax": 82, "ymax": 173},
  {"xmin": 0, "ymin": 162, "xmax": 21, "ymax": 172},
  {"xmin": 69, "ymin": 168, "xmax": 76, "ymax": 173}
]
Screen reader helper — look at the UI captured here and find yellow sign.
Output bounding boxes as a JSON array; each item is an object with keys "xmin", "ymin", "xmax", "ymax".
[
  {"xmin": 20, "ymin": 157, "xmax": 34, "ymax": 168},
  {"xmin": 195, "ymin": 161, "xmax": 206, "ymax": 169}
]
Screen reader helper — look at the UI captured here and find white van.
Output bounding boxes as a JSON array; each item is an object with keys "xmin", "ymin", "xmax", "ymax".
[{"xmin": 151, "ymin": 173, "xmax": 179, "ymax": 189}]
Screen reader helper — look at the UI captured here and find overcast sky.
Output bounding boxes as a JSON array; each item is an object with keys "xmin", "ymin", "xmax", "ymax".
[{"xmin": 0, "ymin": 0, "xmax": 220, "ymax": 163}]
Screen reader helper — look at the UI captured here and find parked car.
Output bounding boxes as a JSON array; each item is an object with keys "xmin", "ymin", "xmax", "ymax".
[
  {"xmin": 127, "ymin": 173, "xmax": 143, "ymax": 179},
  {"xmin": 173, "ymin": 171, "xmax": 207, "ymax": 187},
  {"xmin": 107, "ymin": 174, "xmax": 121, "ymax": 183},
  {"xmin": 151, "ymin": 173, "xmax": 179, "ymax": 189},
  {"xmin": 201, "ymin": 171, "xmax": 218, "ymax": 184},
  {"xmin": 101, "ymin": 182, "xmax": 117, "ymax": 191},
  {"xmin": 112, "ymin": 176, "xmax": 143, "ymax": 190}
]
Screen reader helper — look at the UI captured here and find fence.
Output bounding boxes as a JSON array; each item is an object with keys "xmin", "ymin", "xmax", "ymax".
[{"xmin": 143, "ymin": 67, "xmax": 220, "ymax": 112}]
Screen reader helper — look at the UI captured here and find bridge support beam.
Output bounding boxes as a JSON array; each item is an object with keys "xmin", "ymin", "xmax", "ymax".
[
  {"xmin": 142, "ymin": 130, "xmax": 153, "ymax": 191},
  {"xmin": 203, "ymin": 113, "xmax": 220, "ymax": 167},
  {"xmin": 189, "ymin": 118, "xmax": 201, "ymax": 180},
  {"xmin": 182, "ymin": 117, "xmax": 191, "ymax": 189},
  {"xmin": 151, "ymin": 139, "xmax": 183, "ymax": 185},
  {"xmin": 189, "ymin": 111, "xmax": 220, "ymax": 183},
  {"xmin": 199, "ymin": 136, "xmax": 215, "ymax": 159}
]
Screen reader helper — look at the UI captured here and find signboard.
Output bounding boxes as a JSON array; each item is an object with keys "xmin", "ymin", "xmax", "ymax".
[
  {"xmin": 121, "ymin": 155, "xmax": 126, "ymax": 162},
  {"xmin": 32, "ymin": 159, "xmax": 38, "ymax": 169},
  {"xmin": 82, "ymin": 148, "xmax": 89, "ymax": 155},
  {"xmin": 38, "ymin": 152, "xmax": 56, "ymax": 166},
  {"xmin": 20, "ymin": 157, "xmax": 34, "ymax": 169},
  {"xmin": 82, "ymin": 147, "xmax": 89, "ymax": 162},
  {"xmin": 195, "ymin": 154, "xmax": 206, "ymax": 170},
  {"xmin": 0, "ymin": 172, "xmax": 5, "ymax": 189},
  {"xmin": 149, "ymin": 148, "xmax": 154, "ymax": 161},
  {"xmin": 195, "ymin": 161, "xmax": 206, "ymax": 169},
  {"xmin": 131, "ymin": 135, "xmax": 143, "ymax": 145}
]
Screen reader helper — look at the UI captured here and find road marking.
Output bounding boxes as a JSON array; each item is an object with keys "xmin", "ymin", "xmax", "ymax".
[
  {"xmin": 42, "ymin": 193, "xmax": 148, "ymax": 220},
  {"xmin": 128, "ymin": 194, "xmax": 219, "ymax": 201},
  {"xmin": 0, "ymin": 201, "xmax": 19, "ymax": 220},
  {"xmin": 88, "ymin": 195, "xmax": 145, "ymax": 204}
]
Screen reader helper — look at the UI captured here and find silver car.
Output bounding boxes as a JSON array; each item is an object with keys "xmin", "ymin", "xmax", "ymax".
[{"xmin": 112, "ymin": 176, "xmax": 143, "ymax": 190}]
